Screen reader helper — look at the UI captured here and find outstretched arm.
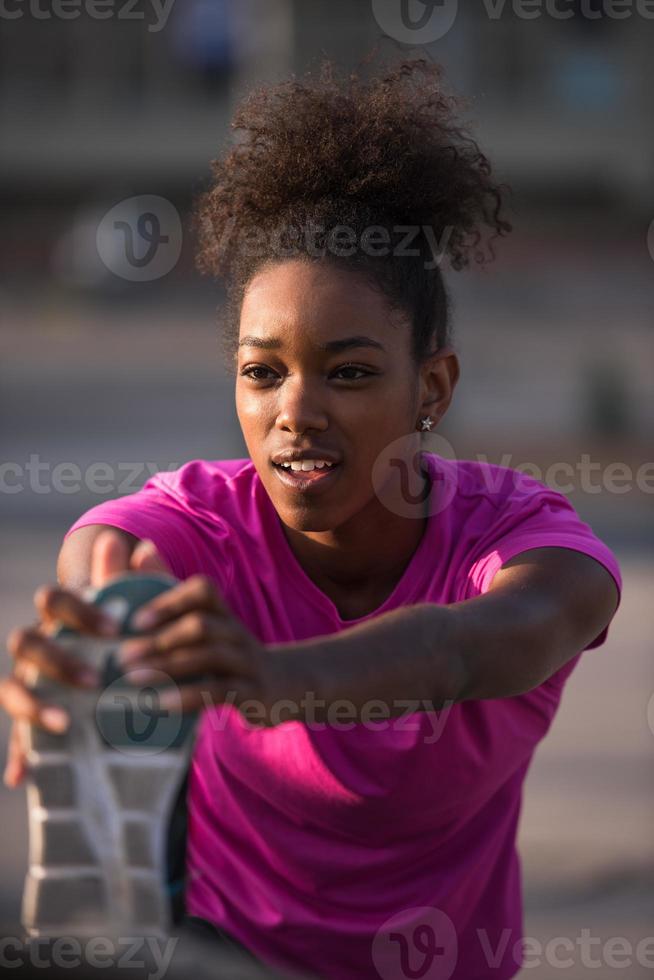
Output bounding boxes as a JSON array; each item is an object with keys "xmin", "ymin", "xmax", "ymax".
[
  {"xmin": 92, "ymin": 546, "xmax": 620, "ymax": 727},
  {"xmin": 271, "ymin": 547, "xmax": 620, "ymax": 720}
]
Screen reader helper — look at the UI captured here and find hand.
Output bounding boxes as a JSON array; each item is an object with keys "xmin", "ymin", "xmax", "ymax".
[
  {"xmin": 1, "ymin": 529, "xmax": 170, "ymax": 788},
  {"xmin": 117, "ymin": 575, "xmax": 270, "ymax": 718}
]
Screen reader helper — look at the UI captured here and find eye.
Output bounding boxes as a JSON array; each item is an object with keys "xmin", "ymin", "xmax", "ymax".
[
  {"xmin": 240, "ymin": 366, "xmax": 277, "ymax": 382},
  {"xmin": 332, "ymin": 363, "xmax": 373, "ymax": 381},
  {"xmin": 239, "ymin": 363, "xmax": 375, "ymax": 383}
]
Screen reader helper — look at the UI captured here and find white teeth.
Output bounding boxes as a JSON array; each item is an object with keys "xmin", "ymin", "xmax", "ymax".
[{"xmin": 279, "ymin": 459, "xmax": 334, "ymax": 471}]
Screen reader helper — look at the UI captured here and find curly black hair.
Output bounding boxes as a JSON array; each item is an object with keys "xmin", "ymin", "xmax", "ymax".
[{"xmin": 193, "ymin": 59, "xmax": 511, "ymax": 371}]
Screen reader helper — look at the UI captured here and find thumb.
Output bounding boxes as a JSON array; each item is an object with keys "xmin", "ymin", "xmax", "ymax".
[
  {"xmin": 130, "ymin": 538, "xmax": 169, "ymax": 575},
  {"xmin": 90, "ymin": 529, "xmax": 133, "ymax": 588}
]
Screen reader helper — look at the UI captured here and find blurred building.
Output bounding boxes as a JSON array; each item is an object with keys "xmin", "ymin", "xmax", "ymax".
[
  {"xmin": 1, "ymin": 0, "xmax": 652, "ymax": 199},
  {"xmin": 0, "ymin": 0, "xmax": 652, "ymax": 453}
]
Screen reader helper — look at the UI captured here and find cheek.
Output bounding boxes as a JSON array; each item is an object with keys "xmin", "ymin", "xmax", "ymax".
[{"xmin": 236, "ymin": 389, "xmax": 268, "ymax": 427}]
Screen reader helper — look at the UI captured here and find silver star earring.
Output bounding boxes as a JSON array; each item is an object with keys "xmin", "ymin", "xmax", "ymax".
[{"xmin": 419, "ymin": 417, "xmax": 434, "ymax": 431}]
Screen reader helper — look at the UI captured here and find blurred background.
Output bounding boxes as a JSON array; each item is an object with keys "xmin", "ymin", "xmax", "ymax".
[{"xmin": 1, "ymin": 0, "xmax": 653, "ymax": 976}]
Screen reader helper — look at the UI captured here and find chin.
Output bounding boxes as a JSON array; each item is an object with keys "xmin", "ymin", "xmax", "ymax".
[{"xmin": 274, "ymin": 500, "xmax": 341, "ymax": 533}]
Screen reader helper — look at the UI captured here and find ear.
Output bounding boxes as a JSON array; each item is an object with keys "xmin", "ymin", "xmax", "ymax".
[{"xmin": 419, "ymin": 347, "xmax": 460, "ymax": 424}]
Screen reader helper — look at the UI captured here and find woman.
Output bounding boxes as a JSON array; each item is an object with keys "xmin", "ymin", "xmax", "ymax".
[{"xmin": 2, "ymin": 60, "xmax": 621, "ymax": 979}]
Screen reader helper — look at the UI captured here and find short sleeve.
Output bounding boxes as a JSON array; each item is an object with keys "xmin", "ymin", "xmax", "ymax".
[
  {"xmin": 63, "ymin": 477, "xmax": 233, "ymax": 593},
  {"xmin": 463, "ymin": 482, "xmax": 622, "ymax": 651}
]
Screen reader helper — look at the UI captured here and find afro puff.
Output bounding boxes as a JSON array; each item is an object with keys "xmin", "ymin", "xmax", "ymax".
[{"xmin": 193, "ymin": 58, "xmax": 511, "ymax": 369}]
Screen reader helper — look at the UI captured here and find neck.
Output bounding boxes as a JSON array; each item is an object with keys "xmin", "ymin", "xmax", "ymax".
[{"xmin": 279, "ymin": 466, "xmax": 431, "ymax": 595}]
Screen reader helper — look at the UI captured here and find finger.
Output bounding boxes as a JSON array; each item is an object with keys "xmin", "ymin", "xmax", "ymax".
[
  {"xmin": 90, "ymin": 529, "xmax": 133, "ymax": 589},
  {"xmin": 130, "ymin": 574, "xmax": 228, "ymax": 631},
  {"xmin": 156, "ymin": 677, "xmax": 257, "ymax": 715},
  {"xmin": 119, "ymin": 615, "xmax": 250, "ymax": 673},
  {"xmin": 123, "ymin": 645, "xmax": 249, "ymax": 684},
  {"xmin": 0, "ymin": 678, "xmax": 43, "ymax": 724},
  {"xmin": 7, "ymin": 627, "xmax": 100, "ymax": 688},
  {"xmin": 129, "ymin": 539, "xmax": 170, "ymax": 576},
  {"xmin": 34, "ymin": 585, "xmax": 118, "ymax": 637},
  {"xmin": 1, "ymin": 681, "xmax": 70, "ymax": 787}
]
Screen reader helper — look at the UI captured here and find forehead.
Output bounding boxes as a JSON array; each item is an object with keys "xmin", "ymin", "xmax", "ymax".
[{"xmin": 239, "ymin": 260, "xmax": 406, "ymax": 351}]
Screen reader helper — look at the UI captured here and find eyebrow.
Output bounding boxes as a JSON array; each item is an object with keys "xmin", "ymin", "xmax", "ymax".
[{"xmin": 238, "ymin": 335, "xmax": 386, "ymax": 353}]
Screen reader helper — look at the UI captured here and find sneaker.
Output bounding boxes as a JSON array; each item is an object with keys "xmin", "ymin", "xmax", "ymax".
[{"xmin": 21, "ymin": 572, "xmax": 198, "ymax": 943}]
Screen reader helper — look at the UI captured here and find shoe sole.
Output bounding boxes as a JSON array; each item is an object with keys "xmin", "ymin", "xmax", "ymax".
[{"xmin": 21, "ymin": 572, "xmax": 198, "ymax": 942}]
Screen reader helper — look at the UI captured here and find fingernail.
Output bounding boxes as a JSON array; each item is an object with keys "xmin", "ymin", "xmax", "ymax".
[
  {"xmin": 78, "ymin": 667, "xmax": 100, "ymax": 688},
  {"xmin": 40, "ymin": 707, "xmax": 70, "ymax": 732},
  {"xmin": 132, "ymin": 608, "xmax": 158, "ymax": 630},
  {"xmin": 118, "ymin": 640, "xmax": 149, "ymax": 665},
  {"xmin": 125, "ymin": 667, "xmax": 159, "ymax": 685}
]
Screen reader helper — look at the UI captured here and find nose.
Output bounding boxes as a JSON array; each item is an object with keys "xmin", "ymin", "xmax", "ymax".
[{"xmin": 274, "ymin": 376, "xmax": 328, "ymax": 435}]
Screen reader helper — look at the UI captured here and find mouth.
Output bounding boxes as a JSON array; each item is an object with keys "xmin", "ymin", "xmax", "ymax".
[{"xmin": 271, "ymin": 460, "xmax": 341, "ymax": 493}]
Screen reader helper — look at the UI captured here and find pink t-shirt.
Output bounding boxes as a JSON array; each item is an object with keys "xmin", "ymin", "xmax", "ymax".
[{"xmin": 65, "ymin": 452, "xmax": 622, "ymax": 980}]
